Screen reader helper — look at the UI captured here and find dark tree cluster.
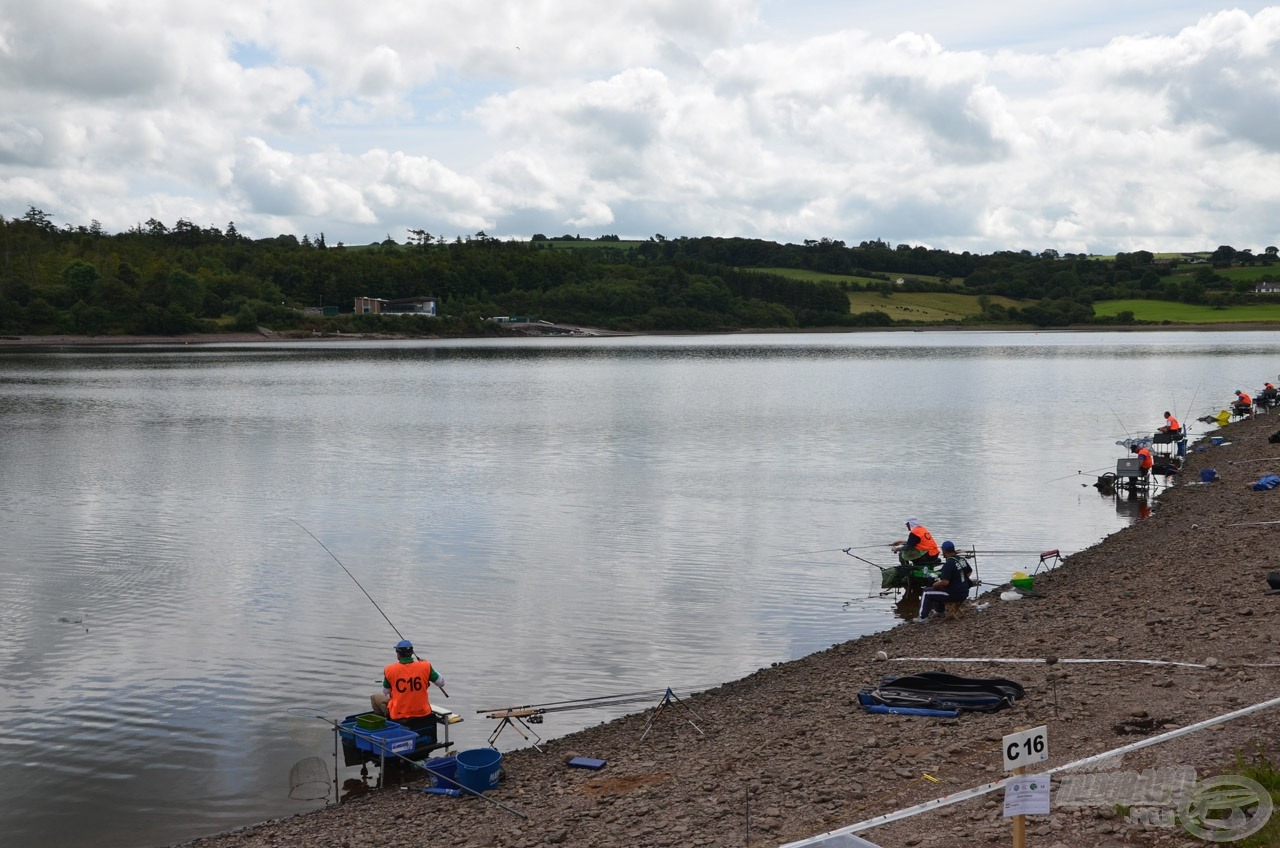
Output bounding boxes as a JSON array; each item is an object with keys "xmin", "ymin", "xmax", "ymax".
[{"xmin": 2, "ymin": 209, "xmax": 1275, "ymax": 336}]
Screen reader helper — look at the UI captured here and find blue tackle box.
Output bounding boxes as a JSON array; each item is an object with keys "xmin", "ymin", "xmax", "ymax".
[{"xmin": 340, "ymin": 720, "xmax": 419, "ymax": 756}]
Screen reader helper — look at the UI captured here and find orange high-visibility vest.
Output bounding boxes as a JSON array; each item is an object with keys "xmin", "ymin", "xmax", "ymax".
[
  {"xmin": 1238, "ymin": 392, "xmax": 1252, "ymax": 406},
  {"xmin": 1165, "ymin": 414, "xmax": 1180, "ymax": 431},
  {"xmin": 911, "ymin": 525, "xmax": 941, "ymax": 557},
  {"xmin": 384, "ymin": 659, "xmax": 433, "ymax": 719},
  {"xmin": 1136, "ymin": 446, "xmax": 1153, "ymax": 470}
]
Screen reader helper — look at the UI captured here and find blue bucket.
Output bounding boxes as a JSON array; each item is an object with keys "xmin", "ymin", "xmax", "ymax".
[
  {"xmin": 423, "ymin": 755, "xmax": 457, "ymax": 789},
  {"xmin": 1211, "ymin": 436, "xmax": 1224, "ymax": 446},
  {"xmin": 1201, "ymin": 468, "xmax": 1217, "ymax": 483},
  {"xmin": 454, "ymin": 748, "xmax": 502, "ymax": 794}
]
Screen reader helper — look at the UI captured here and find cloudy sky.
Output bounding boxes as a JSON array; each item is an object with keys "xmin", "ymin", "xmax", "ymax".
[{"xmin": 1, "ymin": 1, "xmax": 1278, "ymax": 254}]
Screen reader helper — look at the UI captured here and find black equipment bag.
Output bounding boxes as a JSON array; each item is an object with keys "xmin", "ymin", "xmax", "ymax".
[{"xmin": 861, "ymin": 671, "xmax": 1026, "ymax": 713}]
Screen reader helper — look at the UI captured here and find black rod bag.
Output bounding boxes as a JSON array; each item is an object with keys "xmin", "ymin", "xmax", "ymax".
[{"xmin": 859, "ymin": 671, "xmax": 1026, "ymax": 713}]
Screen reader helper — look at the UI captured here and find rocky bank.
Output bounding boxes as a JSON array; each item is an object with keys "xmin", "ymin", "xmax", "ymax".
[{"xmin": 182, "ymin": 414, "xmax": 1280, "ymax": 848}]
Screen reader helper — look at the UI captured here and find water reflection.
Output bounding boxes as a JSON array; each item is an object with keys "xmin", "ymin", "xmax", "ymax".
[{"xmin": 2, "ymin": 331, "xmax": 1278, "ymax": 847}]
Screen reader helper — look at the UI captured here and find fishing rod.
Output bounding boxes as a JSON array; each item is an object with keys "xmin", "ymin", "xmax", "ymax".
[
  {"xmin": 841, "ymin": 548, "xmax": 887, "ymax": 568},
  {"xmin": 507, "ymin": 694, "xmax": 677, "ymax": 716},
  {"xmin": 290, "ymin": 519, "xmax": 449, "ymax": 697},
  {"xmin": 1102, "ymin": 399, "xmax": 1132, "ymax": 441},
  {"xmin": 1180, "ymin": 382, "xmax": 1200, "ymax": 427},
  {"xmin": 291, "ymin": 519, "xmax": 405, "ymax": 640},
  {"xmin": 477, "ymin": 684, "xmax": 709, "ymax": 715},
  {"xmin": 1044, "ymin": 465, "xmax": 1114, "ymax": 484}
]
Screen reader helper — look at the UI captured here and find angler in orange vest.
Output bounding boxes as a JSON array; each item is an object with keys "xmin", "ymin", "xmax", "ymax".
[
  {"xmin": 1260, "ymin": 383, "xmax": 1278, "ymax": 409},
  {"xmin": 890, "ymin": 517, "xmax": 942, "ymax": 568},
  {"xmin": 1130, "ymin": 444, "xmax": 1153, "ymax": 475},
  {"xmin": 1234, "ymin": 390, "xmax": 1253, "ymax": 417},
  {"xmin": 1158, "ymin": 411, "xmax": 1181, "ymax": 435},
  {"xmin": 371, "ymin": 639, "xmax": 447, "ymax": 721}
]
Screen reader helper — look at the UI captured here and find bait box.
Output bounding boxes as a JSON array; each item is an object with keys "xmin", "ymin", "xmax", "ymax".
[{"xmin": 355, "ymin": 713, "xmax": 386, "ymax": 730}]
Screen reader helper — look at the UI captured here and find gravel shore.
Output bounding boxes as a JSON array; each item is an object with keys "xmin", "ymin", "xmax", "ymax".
[{"xmin": 182, "ymin": 414, "xmax": 1280, "ymax": 848}]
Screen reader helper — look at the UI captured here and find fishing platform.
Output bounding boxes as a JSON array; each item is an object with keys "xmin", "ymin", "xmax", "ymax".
[{"xmin": 338, "ymin": 704, "xmax": 462, "ymax": 771}]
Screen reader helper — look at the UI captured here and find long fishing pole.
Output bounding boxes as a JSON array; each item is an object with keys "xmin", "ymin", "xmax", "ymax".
[
  {"xmin": 477, "ymin": 684, "xmax": 709, "ymax": 714},
  {"xmin": 841, "ymin": 548, "xmax": 887, "ymax": 569},
  {"xmin": 1044, "ymin": 465, "xmax": 1114, "ymax": 484},
  {"xmin": 291, "ymin": 519, "xmax": 405, "ymax": 640},
  {"xmin": 1102, "ymin": 399, "xmax": 1132, "ymax": 441},
  {"xmin": 290, "ymin": 519, "xmax": 449, "ymax": 697}
]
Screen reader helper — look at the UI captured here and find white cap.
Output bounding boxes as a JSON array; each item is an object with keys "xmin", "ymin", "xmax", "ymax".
[{"xmin": 905, "ymin": 516, "xmax": 919, "ymax": 528}]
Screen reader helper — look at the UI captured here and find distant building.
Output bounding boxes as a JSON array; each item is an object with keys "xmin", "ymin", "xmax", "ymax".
[
  {"xmin": 386, "ymin": 296, "xmax": 438, "ymax": 316},
  {"xmin": 1254, "ymin": 282, "xmax": 1280, "ymax": 294},
  {"xmin": 354, "ymin": 296, "xmax": 439, "ymax": 316}
]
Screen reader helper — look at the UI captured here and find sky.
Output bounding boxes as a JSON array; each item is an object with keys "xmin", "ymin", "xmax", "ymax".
[{"xmin": 1, "ymin": 1, "xmax": 1278, "ymax": 254}]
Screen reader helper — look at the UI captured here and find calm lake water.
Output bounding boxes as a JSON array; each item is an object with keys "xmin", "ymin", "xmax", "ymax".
[{"xmin": 2, "ymin": 330, "xmax": 1278, "ymax": 847}]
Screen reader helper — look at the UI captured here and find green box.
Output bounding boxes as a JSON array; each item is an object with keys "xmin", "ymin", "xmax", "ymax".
[{"xmin": 356, "ymin": 713, "xmax": 386, "ymax": 730}]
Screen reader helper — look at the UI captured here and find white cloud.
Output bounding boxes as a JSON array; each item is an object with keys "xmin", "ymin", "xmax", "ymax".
[{"xmin": 0, "ymin": 2, "xmax": 1278, "ymax": 253}]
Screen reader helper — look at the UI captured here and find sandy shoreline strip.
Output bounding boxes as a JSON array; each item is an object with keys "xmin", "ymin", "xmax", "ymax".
[
  {"xmin": 4, "ymin": 322, "xmax": 1280, "ymax": 349},
  {"xmin": 179, "ymin": 412, "xmax": 1280, "ymax": 848}
]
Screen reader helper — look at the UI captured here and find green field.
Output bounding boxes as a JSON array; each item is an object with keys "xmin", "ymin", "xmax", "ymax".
[
  {"xmin": 1092, "ymin": 299, "xmax": 1280, "ymax": 323},
  {"xmin": 844, "ymin": 291, "xmax": 1027, "ymax": 321},
  {"xmin": 754, "ymin": 267, "xmax": 950, "ymax": 285},
  {"xmin": 1208, "ymin": 265, "xmax": 1280, "ymax": 282}
]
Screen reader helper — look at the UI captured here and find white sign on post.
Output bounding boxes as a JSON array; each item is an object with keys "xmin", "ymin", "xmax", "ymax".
[
  {"xmin": 1002, "ymin": 725, "xmax": 1049, "ymax": 771},
  {"xmin": 1003, "ymin": 774, "xmax": 1051, "ymax": 817}
]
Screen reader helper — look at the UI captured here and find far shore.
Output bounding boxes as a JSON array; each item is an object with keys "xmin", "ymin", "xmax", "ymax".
[{"xmin": 3, "ymin": 321, "xmax": 1280, "ymax": 348}]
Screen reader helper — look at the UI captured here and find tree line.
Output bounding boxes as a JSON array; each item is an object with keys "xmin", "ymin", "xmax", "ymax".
[{"xmin": 1, "ymin": 207, "xmax": 1276, "ymax": 336}]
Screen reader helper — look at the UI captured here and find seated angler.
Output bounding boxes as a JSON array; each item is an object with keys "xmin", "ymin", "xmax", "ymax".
[
  {"xmin": 1234, "ymin": 390, "xmax": 1254, "ymax": 418},
  {"xmin": 916, "ymin": 541, "xmax": 972, "ymax": 621},
  {"xmin": 1260, "ymin": 383, "xmax": 1278, "ymax": 409},
  {"xmin": 1157, "ymin": 411, "xmax": 1181, "ymax": 436},
  {"xmin": 890, "ymin": 517, "xmax": 942, "ymax": 569},
  {"xmin": 371, "ymin": 639, "xmax": 447, "ymax": 728}
]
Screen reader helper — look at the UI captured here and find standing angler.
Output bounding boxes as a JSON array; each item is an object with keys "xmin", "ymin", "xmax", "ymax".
[{"xmin": 371, "ymin": 639, "xmax": 447, "ymax": 721}]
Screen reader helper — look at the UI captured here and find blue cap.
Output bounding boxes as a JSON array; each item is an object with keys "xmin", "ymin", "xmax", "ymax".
[
  {"xmin": 941, "ymin": 540, "xmax": 956, "ymax": 551},
  {"xmin": 394, "ymin": 639, "xmax": 413, "ymax": 651}
]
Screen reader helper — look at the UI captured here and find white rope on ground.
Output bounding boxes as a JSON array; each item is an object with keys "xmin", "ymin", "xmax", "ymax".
[
  {"xmin": 776, "ymin": 693, "xmax": 1280, "ymax": 848},
  {"xmin": 888, "ymin": 656, "xmax": 1210, "ymax": 668}
]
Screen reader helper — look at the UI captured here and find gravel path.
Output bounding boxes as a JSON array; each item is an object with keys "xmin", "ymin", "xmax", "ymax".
[{"xmin": 182, "ymin": 413, "xmax": 1280, "ymax": 848}]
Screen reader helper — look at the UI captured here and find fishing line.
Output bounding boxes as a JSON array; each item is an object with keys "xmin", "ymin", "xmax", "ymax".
[
  {"xmin": 290, "ymin": 518, "xmax": 407, "ymax": 641},
  {"xmin": 775, "ymin": 543, "xmax": 887, "ymax": 558},
  {"xmin": 1102, "ymin": 399, "xmax": 1131, "ymax": 440},
  {"xmin": 774, "ymin": 546, "xmax": 858, "ymax": 558}
]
